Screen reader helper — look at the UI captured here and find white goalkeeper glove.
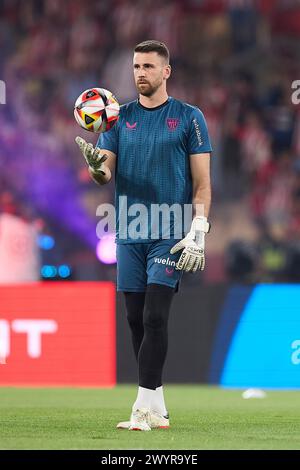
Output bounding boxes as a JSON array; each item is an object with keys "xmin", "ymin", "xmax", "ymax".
[
  {"xmin": 75, "ymin": 136, "xmax": 107, "ymax": 174},
  {"xmin": 170, "ymin": 216, "xmax": 210, "ymax": 272}
]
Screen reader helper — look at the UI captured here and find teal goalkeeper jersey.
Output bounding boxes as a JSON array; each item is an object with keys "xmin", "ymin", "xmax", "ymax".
[{"xmin": 97, "ymin": 96, "xmax": 212, "ymax": 243}]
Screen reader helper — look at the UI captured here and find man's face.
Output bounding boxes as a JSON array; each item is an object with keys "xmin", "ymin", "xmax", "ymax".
[{"xmin": 133, "ymin": 52, "xmax": 170, "ymax": 97}]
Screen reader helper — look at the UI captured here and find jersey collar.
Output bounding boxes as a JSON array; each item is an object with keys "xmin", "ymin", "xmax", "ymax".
[{"xmin": 137, "ymin": 97, "xmax": 171, "ymax": 111}]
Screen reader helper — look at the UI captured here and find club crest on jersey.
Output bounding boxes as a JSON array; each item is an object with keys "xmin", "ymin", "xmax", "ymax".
[
  {"xmin": 126, "ymin": 121, "xmax": 137, "ymax": 130},
  {"xmin": 167, "ymin": 118, "xmax": 179, "ymax": 130}
]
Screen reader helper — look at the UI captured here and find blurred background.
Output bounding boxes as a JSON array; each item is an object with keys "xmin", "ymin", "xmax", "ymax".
[
  {"xmin": 0, "ymin": 0, "xmax": 300, "ymax": 282},
  {"xmin": 1, "ymin": 0, "xmax": 300, "ymax": 284},
  {"xmin": 1, "ymin": 0, "xmax": 300, "ymax": 388}
]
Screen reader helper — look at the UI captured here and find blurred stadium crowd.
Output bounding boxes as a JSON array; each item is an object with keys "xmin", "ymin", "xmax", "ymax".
[{"xmin": 0, "ymin": 0, "xmax": 300, "ymax": 283}]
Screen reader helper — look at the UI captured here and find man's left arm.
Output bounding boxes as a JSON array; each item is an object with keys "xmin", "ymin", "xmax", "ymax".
[
  {"xmin": 190, "ymin": 152, "xmax": 211, "ymax": 218},
  {"xmin": 170, "ymin": 152, "xmax": 211, "ymax": 272}
]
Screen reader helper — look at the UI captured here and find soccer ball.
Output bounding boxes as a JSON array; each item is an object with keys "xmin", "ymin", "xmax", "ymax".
[{"xmin": 74, "ymin": 88, "xmax": 120, "ymax": 133}]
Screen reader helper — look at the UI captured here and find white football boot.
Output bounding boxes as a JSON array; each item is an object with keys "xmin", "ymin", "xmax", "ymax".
[
  {"xmin": 149, "ymin": 410, "xmax": 170, "ymax": 429},
  {"xmin": 128, "ymin": 408, "xmax": 151, "ymax": 431},
  {"xmin": 117, "ymin": 410, "xmax": 169, "ymax": 430}
]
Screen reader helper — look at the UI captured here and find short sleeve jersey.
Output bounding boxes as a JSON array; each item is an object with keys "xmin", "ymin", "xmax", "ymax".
[{"xmin": 97, "ymin": 97, "xmax": 212, "ymax": 243}]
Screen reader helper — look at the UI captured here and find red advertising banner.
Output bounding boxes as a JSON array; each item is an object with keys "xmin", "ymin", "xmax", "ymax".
[{"xmin": 0, "ymin": 282, "xmax": 116, "ymax": 387}]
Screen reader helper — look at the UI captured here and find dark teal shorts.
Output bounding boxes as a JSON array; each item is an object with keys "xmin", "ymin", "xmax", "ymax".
[{"xmin": 116, "ymin": 239, "xmax": 183, "ymax": 292}]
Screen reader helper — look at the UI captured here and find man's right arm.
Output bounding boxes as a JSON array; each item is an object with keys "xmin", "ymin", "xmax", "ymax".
[
  {"xmin": 89, "ymin": 149, "xmax": 116, "ymax": 185},
  {"xmin": 75, "ymin": 136, "xmax": 116, "ymax": 186}
]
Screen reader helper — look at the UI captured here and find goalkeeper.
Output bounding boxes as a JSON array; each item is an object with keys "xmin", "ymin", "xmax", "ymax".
[{"xmin": 76, "ymin": 40, "xmax": 212, "ymax": 431}]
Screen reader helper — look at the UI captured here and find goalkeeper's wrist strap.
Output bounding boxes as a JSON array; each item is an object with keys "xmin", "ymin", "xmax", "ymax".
[{"xmin": 191, "ymin": 216, "xmax": 211, "ymax": 234}]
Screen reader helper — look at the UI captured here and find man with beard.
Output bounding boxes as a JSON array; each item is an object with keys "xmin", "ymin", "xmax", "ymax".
[{"xmin": 76, "ymin": 40, "xmax": 212, "ymax": 431}]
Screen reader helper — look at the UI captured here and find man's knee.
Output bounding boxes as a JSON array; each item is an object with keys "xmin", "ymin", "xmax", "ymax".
[
  {"xmin": 124, "ymin": 291, "xmax": 145, "ymax": 331},
  {"xmin": 143, "ymin": 308, "xmax": 166, "ymax": 331},
  {"xmin": 127, "ymin": 310, "xmax": 143, "ymax": 331},
  {"xmin": 143, "ymin": 284, "xmax": 174, "ymax": 331}
]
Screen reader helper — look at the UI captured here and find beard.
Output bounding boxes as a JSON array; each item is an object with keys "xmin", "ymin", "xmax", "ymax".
[{"xmin": 136, "ymin": 79, "xmax": 162, "ymax": 97}]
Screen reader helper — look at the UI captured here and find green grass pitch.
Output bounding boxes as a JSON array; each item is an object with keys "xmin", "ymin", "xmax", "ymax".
[{"xmin": 0, "ymin": 385, "xmax": 300, "ymax": 450}]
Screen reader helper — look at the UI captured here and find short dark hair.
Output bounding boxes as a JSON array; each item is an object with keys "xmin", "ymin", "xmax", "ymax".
[{"xmin": 134, "ymin": 40, "xmax": 170, "ymax": 63}]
